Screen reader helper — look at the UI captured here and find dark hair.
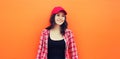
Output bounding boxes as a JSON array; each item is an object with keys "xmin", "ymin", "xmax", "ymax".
[{"xmin": 46, "ymin": 13, "xmax": 68, "ymax": 36}]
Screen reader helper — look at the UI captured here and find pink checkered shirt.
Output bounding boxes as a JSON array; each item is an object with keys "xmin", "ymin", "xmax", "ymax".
[{"xmin": 36, "ymin": 29, "xmax": 78, "ymax": 59}]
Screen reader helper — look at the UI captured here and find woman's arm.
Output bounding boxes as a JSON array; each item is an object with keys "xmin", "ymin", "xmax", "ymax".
[
  {"xmin": 68, "ymin": 30, "xmax": 78, "ymax": 59},
  {"xmin": 36, "ymin": 29, "xmax": 45, "ymax": 59}
]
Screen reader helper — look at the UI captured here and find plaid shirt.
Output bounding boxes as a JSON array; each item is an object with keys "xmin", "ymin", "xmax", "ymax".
[{"xmin": 36, "ymin": 29, "xmax": 78, "ymax": 59}]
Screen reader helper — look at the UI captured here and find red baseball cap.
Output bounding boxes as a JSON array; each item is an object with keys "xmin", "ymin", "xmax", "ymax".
[{"xmin": 51, "ymin": 6, "xmax": 67, "ymax": 15}]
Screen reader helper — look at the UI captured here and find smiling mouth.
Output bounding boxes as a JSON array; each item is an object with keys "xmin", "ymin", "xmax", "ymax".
[
  {"xmin": 59, "ymin": 21, "xmax": 63, "ymax": 23},
  {"xmin": 57, "ymin": 20, "xmax": 63, "ymax": 22}
]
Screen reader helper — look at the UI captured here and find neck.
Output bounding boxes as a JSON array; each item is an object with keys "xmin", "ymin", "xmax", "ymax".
[{"xmin": 52, "ymin": 24, "xmax": 60, "ymax": 31}]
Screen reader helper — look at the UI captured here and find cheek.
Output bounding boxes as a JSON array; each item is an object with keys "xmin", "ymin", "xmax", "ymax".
[
  {"xmin": 55, "ymin": 15, "xmax": 59, "ymax": 21},
  {"xmin": 55, "ymin": 17, "xmax": 58, "ymax": 22},
  {"xmin": 55, "ymin": 16, "xmax": 58, "ymax": 20},
  {"xmin": 62, "ymin": 17, "xmax": 65, "ymax": 21},
  {"xmin": 61, "ymin": 17, "xmax": 65, "ymax": 22}
]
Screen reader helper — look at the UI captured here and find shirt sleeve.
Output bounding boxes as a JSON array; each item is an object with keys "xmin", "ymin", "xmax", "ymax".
[
  {"xmin": 68, "ymin": 30, "xmax": 78, "ymax": 59},
  {"xmin": 36, "ymin": 29, "xmax": 45, "ymax": 59}
]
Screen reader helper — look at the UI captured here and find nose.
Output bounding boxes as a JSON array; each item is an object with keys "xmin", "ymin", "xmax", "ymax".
[{"xmin": 59, "ymin": 16, "xmax": 64, "ymax": 20}]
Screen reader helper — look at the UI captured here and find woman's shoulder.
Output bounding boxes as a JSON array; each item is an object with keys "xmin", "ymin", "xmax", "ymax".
[
  {"xmin": 42, "ymin": 28, "xmax": 48, "ymax": 31},
  {"xmin": 65, "ymin": 29, "xmax": 74, "ymax": 37},
  {"xmin": 65, "ymin": 29, "xmax": 73, "ymax": 33},
  {"xmin": 65, "ymin": 28, "xmax": 72, "ymax": 32},
  {"xmin": 41, "ymin": 29, "xmax": 49, "ymax": 33}
]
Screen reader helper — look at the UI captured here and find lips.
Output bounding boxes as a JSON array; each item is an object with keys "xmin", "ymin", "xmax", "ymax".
[{"xmin": 57, "ymin": 20, "xmax": 63, "ymax": 23}]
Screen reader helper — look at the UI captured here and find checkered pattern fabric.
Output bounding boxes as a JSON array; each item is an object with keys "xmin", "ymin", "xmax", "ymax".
[{"xmin": 36, "ymin": 29, "xmax": 78, "ymax": 59}]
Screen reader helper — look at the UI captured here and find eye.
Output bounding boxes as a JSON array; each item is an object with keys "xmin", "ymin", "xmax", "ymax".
[
  {"xmin": 62, "ymin": 15, "xmax": 65, "ymax": 17},
  {"xmin": 56, "ymin": 14, "xmax": 60, "ymax": 16}
]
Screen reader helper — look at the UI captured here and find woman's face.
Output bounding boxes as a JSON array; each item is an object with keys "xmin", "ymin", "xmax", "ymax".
[{"xmin": 55, "ymin": 12, "xmax": 65, "ymax": 25}]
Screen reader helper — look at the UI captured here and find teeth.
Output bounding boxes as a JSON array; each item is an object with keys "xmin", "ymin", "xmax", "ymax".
[
  {"xmin": 60, "ymin": 21, "xmax": 62, "ymax": 22},
  {"xmin": 57, "ymin": 19, "xmax": 63, "ymax": 23}
]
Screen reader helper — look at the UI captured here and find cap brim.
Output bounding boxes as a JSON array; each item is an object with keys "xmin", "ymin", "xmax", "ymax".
[{"xmin": 59, "ymin": 10, "xmax": 67, "ymax": 15}]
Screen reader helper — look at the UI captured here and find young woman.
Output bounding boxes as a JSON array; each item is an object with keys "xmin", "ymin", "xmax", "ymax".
[{"xmin": 36, "ymin": 6, "xmax": 78, "ymax": 59}]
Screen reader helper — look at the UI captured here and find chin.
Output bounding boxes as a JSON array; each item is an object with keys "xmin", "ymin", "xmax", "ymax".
[{"xmin": 57, "ymin": 23, "xmax": 63, "ymax": 25}]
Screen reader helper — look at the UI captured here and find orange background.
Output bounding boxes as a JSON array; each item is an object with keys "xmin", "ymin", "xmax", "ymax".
[{"xmin": 0, "ymin": 0, "xmax": 120, "ymax": 59}]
